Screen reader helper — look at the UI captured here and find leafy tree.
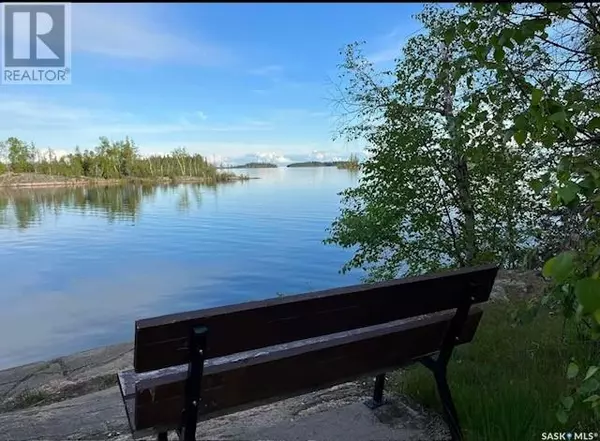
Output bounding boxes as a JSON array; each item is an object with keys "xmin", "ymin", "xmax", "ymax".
[
  {"xmin": 4, "ymin": 137, "xmax": 34, "ymax": 173},
  {"xmin": 455, "ymin": 1, "xmax": 600, "ymax": 422},
  {"xmin": 326, "ymin": 5, "xmax": 544, "ymax": 281}
]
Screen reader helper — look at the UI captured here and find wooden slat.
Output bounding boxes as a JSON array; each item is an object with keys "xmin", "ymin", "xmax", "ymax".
[
  {"xmin": 134, "ymin": 264, "xmax": 498, "ymax": 372},
  {"xmin": 132, "ymin": 307, "xmax": 483, "ymax": 430}
]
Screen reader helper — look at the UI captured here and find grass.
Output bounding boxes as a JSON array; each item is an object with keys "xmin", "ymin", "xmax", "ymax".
[
  {"xmin": 1, "ymin": 389, "xmax": 53, "ymax": 412},
  {"xmin": 389, "ymin": 299, "xmax": 600, "ymax": 440}
]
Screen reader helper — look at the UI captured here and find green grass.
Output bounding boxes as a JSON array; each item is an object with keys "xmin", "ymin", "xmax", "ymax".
[{"xmin": 390, "ymin": 299, "xmax": 600, "ymax": 440}]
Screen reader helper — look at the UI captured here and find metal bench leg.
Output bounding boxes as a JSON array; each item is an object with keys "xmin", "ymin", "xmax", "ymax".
[
  {"xmin": 418, "ymin": 283, "xmax": 478, "ymax": 441},
  {"xmin": 365, "ymin": 373, "xmax": 387, "ymax": 409},
  {"xmin": 433, "ymin": 367, "xmax": 462, "ymax": 441},
  {"xmin": 422, "ymin": 358, "xmax": 462, "ymax": 441},
  {"xmin": 178, "ymin": 326, "xmax": 208, "ymax": 441}
]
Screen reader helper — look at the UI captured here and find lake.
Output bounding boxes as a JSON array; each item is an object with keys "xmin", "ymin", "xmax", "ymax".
[{"xmin": 0, "ymin": 167, "xmax": 363, "ymax": 369}]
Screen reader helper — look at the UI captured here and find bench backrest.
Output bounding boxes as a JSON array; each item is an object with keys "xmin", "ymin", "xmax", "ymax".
[{"xmin": 134, "ymin": 263, "xmax": 498, "ymax": 372}]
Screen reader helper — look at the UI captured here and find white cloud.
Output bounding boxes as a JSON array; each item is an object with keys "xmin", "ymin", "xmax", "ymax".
[
  {"xmin": 71, "ymin": 4, "xmax": 232, "ymax": 65},
  {"xmin": 0, "ymin": 93, "xmax": 365, "ymax": 162},
  {"xmin": 204, "ymin": 146, "xmax": 366, "ymax": 166},
  {"xmin": 0, "ymin": 94, "xmax": 276, "ymax": 152}
]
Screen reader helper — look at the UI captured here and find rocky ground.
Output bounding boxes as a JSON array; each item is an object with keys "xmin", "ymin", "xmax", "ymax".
[
  {"xmin": 0, "ymin": 172, "xmax": 103, "ymax": 188},
  {"xmin": 0, "ymin": 380, "xmax": 452, "ymax": 441},
  {"xmin": 0, "ymin": 172, "xmax": 251, "ymax": 189},
  {"xmin": 489, "ymin": 268, "xmax": 546, "ymax": 301}
]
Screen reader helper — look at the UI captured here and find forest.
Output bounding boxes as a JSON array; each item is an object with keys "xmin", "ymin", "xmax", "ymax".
[{"xmin": 0, "ymin": 136, "xmax": 238, "ymax": 183}]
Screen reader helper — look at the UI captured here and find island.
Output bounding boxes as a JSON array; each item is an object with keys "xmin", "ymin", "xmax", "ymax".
[
  {"xmin": 287, "ymin": 157, "xmax": 360, "ymax": 170},
  {"xmin": 287, "ymin": 161, "xmax": 340, "ymax": 168},
  {"xmin": 219, "ymin": 162, "xmax": 278, "ymax": 169},
  {"xmin": 0, "ymin": 136, "xmax": 250, "ymax": 188}
]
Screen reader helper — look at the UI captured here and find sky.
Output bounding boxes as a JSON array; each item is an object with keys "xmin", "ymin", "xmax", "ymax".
[{"xmin": 0, "ymin": 3, "xmax": 426, "ymax": 165}]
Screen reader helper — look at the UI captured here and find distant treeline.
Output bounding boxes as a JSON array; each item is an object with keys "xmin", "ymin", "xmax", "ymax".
[
  {"xmin": 0, "ymin": 137, "xmax": 238, "ymax": 183},
  {"xmin": 287, "ymin": 156, "xmax": 360, "ymax": 169},
  {"xmin": 220, "ymin": 162, "xmax": 278, "ymax": 169}
]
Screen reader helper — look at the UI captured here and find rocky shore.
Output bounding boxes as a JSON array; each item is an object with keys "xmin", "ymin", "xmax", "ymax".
[{"xmin": 0, "ymin": 172, "xmax": 251, "ymax": 189}]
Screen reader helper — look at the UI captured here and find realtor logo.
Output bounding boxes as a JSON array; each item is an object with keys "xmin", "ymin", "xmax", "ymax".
[{"xmin": 1, "ymin": 2, "xmax": 71, "ymax": 85}]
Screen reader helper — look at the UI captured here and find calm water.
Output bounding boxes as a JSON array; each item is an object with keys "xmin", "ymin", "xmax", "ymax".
[{"xmin": 0, "ymin": 167, "xmax": 363, "ymax": 369}]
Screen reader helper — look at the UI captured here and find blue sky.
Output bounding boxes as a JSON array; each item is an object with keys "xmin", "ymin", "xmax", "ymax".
[{"xmin": 1, "ymin": 3, "xmax": 425, "ymax": 164}]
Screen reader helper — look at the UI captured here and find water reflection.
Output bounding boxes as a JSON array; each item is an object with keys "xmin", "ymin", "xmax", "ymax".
[{"xmin": 0, "ymin": 183, "xmax": 215, "ymax": 229}]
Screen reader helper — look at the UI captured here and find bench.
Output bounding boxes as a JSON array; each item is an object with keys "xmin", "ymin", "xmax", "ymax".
[{"xmin": 118, "ymin": 264, "xmax": 498, "ymax": 441}]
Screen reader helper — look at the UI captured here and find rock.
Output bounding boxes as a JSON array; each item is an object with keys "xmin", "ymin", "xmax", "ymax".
[
  {"xmin": 490, "ymin": 269, "xmax": 545, "ymax": 302},
  {"xmin": 0, "ymin": 382, "xmax": 450, "ymax": 441}
]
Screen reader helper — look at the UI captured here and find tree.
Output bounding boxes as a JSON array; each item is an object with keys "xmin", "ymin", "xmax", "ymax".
[
  {"xmin": 172, "ymin": 147, "xmax": 188, "ymax": 176},
  {"xmin": 0, "ymin": 136, "xmax": 233, "ymax": 183},
  {"xmin": 6, "ymin": 137, "xmax": 33, "ymax": 173},
  {"xmin": 326, "ymin": 5, "xmax": 544, "ymax": 281},
  {"xmin": 454, "ymin": 1, "xmax": 600, "ymax": 421}
]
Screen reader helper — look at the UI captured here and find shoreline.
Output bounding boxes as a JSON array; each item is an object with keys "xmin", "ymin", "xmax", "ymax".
[{"xmin": 0, "ymin": 173, "xmax": 255, "ymax": 190}]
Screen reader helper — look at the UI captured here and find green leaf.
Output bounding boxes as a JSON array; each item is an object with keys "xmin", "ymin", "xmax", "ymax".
[
  {"xmin": 585, "ymin": 366, "xmax": 600, "ymax": 381},
  {"xmin": 583, "ymin": 394, "xmax": 600, "ymax": 403},
  {"xmin": 512, "ymin": 29, "xmax": 527, "ymax": 44},
  {"xmin": 514, "ymin": 130, "xmax": 527, "ymax": 145},
  {"xmin": 544, "ymin": 3, "xmax": 562, "ymax": 13},
  {"xmin": 443, "ymin": 29, "xmax": 455, "ymax": 45},
  {"xmin": 556, "ymin": 408, "xmax": 568, "ymax": 424},
  {"xmin": 498, "ymin": 3, "xmax": 512, "ymax": 13},
  {"xmin": 557, "ymin": 156, "xmax": 572, "ymax": 173},
  {"xmin": 523, "ymin": 18, "xmax": 552, "ymax": 33},
  {"xmin": 475, "ymin": 45, "xmax": 489, "ymax": 61},
  {"xmin": 514, "ymin": 114, "xmax": 528, "ymax": 130},
  {"xmin": 575, "ymin": 278, "xmax": 600, "ymax": 314},
  {"xmin": 554, "ymin": 4, "xmax": 572, "ymax": 18},
  {"xmin": 531, "ymin": 88, "xmax": 543, "ymax": 106},
  {"xmin": 549, "ymin": 110, "xmax": 567, "ymax": 123},
  {"xmin": 567, "ymin": 361, "xmax": 580, "ymax": 379},
  {"xmin": 543, "ymin": 251, "xmax": 576, "ymax": 281},
  {"xmin": 588, "ymin": 116, "xmax": 600, "ymax": 131},
  {"xmin": 557, "ymin": 181, "xmax": 580, "ymax": 204},
  {"xmin": 494, "ymin": 47, "xmax": 505, "ymax": 63},
  {"xmin": 529, "ymin": 179, "xmax": 544, "ymax": 194},
  {"xmin": 593, "ymin": 308, "xmax": 600, "ymax": 325},
  {"xmin": 579, "ymin": 378, "xmax": 600, "ymax": 395},
  {"xmin": 561, "ymin": 396, "xmax": 574, "ymax": 410}
]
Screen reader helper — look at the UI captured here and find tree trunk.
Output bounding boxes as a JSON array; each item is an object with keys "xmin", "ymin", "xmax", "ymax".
[{"xmin": 441, "ymin": 44, "xmax": 477, "ymax": 266}]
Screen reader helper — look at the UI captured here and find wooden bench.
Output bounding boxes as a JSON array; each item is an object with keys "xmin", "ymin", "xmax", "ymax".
[{"xmin": 118, "ymin": 264, "xmax": 498, "ymax": 441}]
